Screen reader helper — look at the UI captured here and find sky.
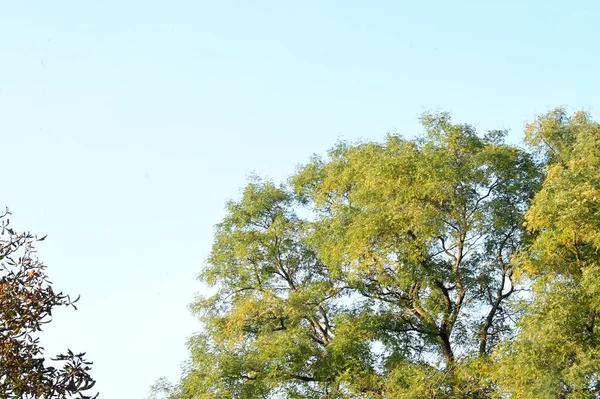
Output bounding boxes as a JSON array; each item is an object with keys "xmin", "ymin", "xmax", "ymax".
[{"xmin": 1, "ymin": 1, "xmax": 599, "ymax": 397}]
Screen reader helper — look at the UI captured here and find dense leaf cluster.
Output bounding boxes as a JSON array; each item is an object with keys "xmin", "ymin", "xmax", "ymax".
[{"xmin": 0, "ymin": 210, "xmax": 96, "ymax": 399}]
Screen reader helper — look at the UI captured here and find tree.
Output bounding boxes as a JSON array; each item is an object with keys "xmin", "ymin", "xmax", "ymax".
[
  {"xmin": 492, "ymin": 110, "xmax": 600, "ymax": 398},
  {"xmin": 153, "ymin": 112, "xmax": 545, "ymax": 399},
  {"xmin": 0, "ymin": 209, "xmax": 97, "ymax": 399}
]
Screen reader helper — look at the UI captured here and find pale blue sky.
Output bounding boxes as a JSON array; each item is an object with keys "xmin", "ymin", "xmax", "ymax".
[{"xmin": 1, "ymin": 1, "xmax": 599, "ymax": 397}]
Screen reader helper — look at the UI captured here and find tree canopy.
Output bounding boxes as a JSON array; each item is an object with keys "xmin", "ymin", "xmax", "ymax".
[
  {"xmin": 153, "ymin": 109, "xmax": 600, "ymax": 398},
  {"xmin": 0, "ymin": 210, "xmax": 97, "ymax": 399}
]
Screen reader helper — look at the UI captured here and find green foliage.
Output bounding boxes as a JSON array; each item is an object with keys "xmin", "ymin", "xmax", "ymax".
[
  {"xmin": 493, "ymin": 110, "xmax": 600, "ymax": 398},
  {"xmin": 153, "ymin": 109, "xmax": 600, "ymax": 398}
]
